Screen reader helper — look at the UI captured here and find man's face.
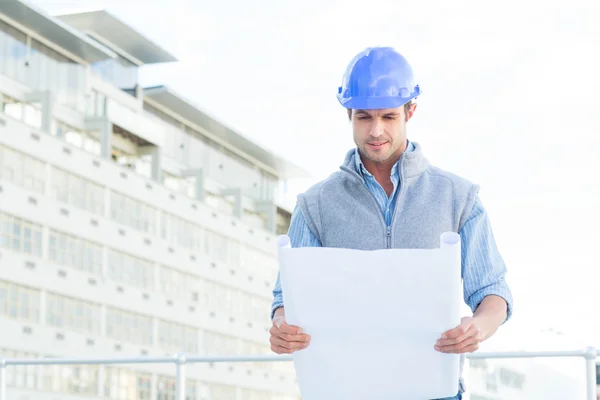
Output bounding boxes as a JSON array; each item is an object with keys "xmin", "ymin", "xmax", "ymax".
[{"xmin": 351, "ymin": 105, "xmax": 416, "ymax": 164}]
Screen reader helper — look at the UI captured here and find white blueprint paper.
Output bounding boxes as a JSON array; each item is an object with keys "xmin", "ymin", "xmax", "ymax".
[{"xmin": 277, "ymin": 233, "xmax": 462, "ymax": 400}]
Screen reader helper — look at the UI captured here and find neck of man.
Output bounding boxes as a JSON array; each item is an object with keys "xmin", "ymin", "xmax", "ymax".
[{"xmin": 360, "ymin": 140, "xmax": 407, "ymax": 195}]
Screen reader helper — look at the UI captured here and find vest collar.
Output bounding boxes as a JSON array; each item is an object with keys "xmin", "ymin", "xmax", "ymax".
[{"xmin": 340, "ymin": 141, "xmax": 430, "ymax": 184}]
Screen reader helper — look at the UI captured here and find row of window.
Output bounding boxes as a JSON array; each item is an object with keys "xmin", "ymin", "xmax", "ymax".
[
  {"xmin": 0, "ymin": 280, "xmax": 273, "ymax": 355},
  {"xmin": 0, "ymin": 143, "xmax": 278, "ymax": 273},
  {"xmin": 111, "ymin": 190, "xmax": 157, "ymax": 236},
  {"xmin": 0, "ymin": 351, "xmax": 299, "ymax": 400},
  {"xmin": 0, "ymin": 20, "xmax": 86, "ymax": 112},
  {"xmin": 0, "ymin": 11, "xmax": 276, "ymax": 201},
  {"xmin": 0, "ymin": 349, "xmax": 202, "ymax": 399},
  {"xmin": 0, "ymin": 141, "xmax": 45, "ymax": 194},
  {"xmin": 159, "ymin": 264, "xmax": 271, "ymax": 323},
  {"xmin": 108, "ymin": 248, "xmax": 154, "ymax": 290},
  {"xmin": 1, "ymin": 210, "xmax": 274, "ymax": 322},
  {"xmin": 51, "ymin": 165, "xmax": 105, "ymax": 215},
  {"xmin": 105, "ymin": 307, "xmax": 155, "ymax": 348},
  {"xmin": 0, "ymin": 280, "xmax": 40, "ymax": 324},
  {"xmin": 143, "ymin": 102, "xmax": 278, "ymax": 204},
  {"xmin": 0, "ymin": 211, "xmax": 43, "ymax": 258},
  {"xmin": 46, "ymin": 292, "xmax": 102, "ymax": 336},
  {"xmin": 0, "ymin": 280, "xmax": 188, "ymax": 350},
  {"xmin": 48, "ymin": 228, "xmax": 103, "ymax": 275}
]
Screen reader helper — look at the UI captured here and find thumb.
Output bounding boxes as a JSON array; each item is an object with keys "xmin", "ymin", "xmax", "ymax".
[{"xmin": 273, "ymin": 315, "xmax": 286, "ymax": 329}]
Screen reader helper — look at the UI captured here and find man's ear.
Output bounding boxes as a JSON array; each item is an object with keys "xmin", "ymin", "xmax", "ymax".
[{"xmin": 406, "ymin": 103, "xmax": 417, "ymax": 122}]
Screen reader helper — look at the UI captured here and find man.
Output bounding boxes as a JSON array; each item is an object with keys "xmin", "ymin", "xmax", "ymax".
[{"xmin": 269, "ymin": 47, "xmax": 513, "ymax": 400}]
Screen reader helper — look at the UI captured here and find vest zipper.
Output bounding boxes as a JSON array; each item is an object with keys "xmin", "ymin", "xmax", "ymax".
[
  {"xmin": 340, "ymin": 156, "xmax": 408, "ymax": 249},
  {"xmin": 386, "ymin": 225, "xmax": 391, "ymax": 249},
  {"xmin": 388, "ymin": 158, "xmax": 407, "ymax": 247}
]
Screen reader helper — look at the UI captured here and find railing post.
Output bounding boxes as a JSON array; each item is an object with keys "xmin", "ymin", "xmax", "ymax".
[
  {"xmin": 583, "ymin": 347, "xmax": 597, "ymax": 400},
  {"xmin": 175, "ymin": 353, "xmax": 186, "ymax": 400},
  {"xmin": 0, "ymin": 358, "xmax": 6, "ymax": 400}
]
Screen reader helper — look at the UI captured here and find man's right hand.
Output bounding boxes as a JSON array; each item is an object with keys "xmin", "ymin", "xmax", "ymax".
[{"xmin": 269, "ymin": 307, "xmax": 311, "ymax": 354}]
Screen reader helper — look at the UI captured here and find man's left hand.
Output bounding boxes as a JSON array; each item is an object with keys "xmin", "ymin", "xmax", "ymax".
[{"xmin": 434, "ymin": 316, "xmax": 483, "ymax": 354}]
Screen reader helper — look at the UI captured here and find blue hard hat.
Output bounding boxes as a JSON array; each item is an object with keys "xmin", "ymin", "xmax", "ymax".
[{"xmin": 337, "ymin": 47, "xmax": 421, "ymax": 110}]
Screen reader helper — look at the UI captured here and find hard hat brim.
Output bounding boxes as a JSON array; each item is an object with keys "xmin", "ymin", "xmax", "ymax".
[{"xmin": 337, "ymin": 93, "xmax": 420, "ymax": 110}]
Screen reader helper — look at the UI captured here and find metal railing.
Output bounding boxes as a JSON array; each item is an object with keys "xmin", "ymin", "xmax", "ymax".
[{"xmin": 0, "ymin": 347, "xmax": 597, "ymax": 400}]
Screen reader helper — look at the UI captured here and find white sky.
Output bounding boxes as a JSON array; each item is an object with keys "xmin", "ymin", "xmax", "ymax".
[{"xmin": 31, "ymin": 0, "xmax": 600, "ymax": 350}]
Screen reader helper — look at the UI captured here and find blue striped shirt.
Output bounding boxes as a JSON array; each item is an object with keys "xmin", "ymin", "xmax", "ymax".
[{"xmin": 271, "ymin": 142, "xmax": 513, "ymax": 322}]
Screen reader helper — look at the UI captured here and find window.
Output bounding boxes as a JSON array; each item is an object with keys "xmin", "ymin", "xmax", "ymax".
[
  {"xmin": 158, "ymin": 320, "xmax": 198, "ymax": 353},
  {"xmin": 43, "ymin": 364, "xmax": 99, "ymax": 395},
  {"xmin": 0, "ymin": 145, "xmax": 45, "ymax": 194},
  {"xmin": 207, "ymin": 383, "xmax": 237, "ymax": 399},
  {"xmin": 186, "ymin": 380, "xmax": 198, "ymax": 400},
  {"xmin": 46, "ymin": 292, "xmax": 101, "ymax": 335},
  {"xmin": 204, "ymin": 191, "xmax": 234, "ymax": 215},
  {"xmin": 203, "ymin": 331, "xmax": 238, "ymax": 356},
  {"xmin": 0, "ymin": 20, "xmax": 86, "ymax": 112},
  {"xmin": 108, "ymin": 249, "xmax": 154, "ymax": 290},
  {"xmin": 204, "ymin": 280, "xmax": 232, "ymax": 314},
  {"xmin": 111, "ymin": 191, "xmax": 157, "ymax": 235},
  {"xmin": 85, "ymin": 90, "xmax": 106, "ymax": 118},
  {"xmin": 203, "ymin": 230, "xmax": 230, "ymax": 264},
  {"xmin": 104, "ymin": 367, "xmax": 151, "ymax": 400},
  {"xmin": 0, "ymin": 20, "xmax": 28, "ymax": 87},
  {"xmin": 1, "ymin": 95, "xmax": 24, "ymax": 121},
  {"xmin": 155, "ymin": 376, "xmax": 197, "ymax": 400},
  {"xmin": 0, "ymin": 348, "xmax": 39, "ymax": 390},
  {"xmin": 228, "ymin": 238, "xmax": 241, "ymax": 268},
  {"xmin": 204, "ymin": 280, "xmax": 255, "ymax": 319},
  {"xmin": 106, "ymin": 307, "xmax": 153, "ymax": 346},
  {"xmin": 0, "ymin": 212, "xmax": 43, "ymax": 257},
  {"xmin": 271, "ymin": 394, "xmax": 303, "ymax": 400},
  {"xmin": 240, "ymin": 340, "xmax": 272, "ymax": 372},
  {"xmin": 240, "ymin": 388, "xmax": 280, "ymax": 400},
  {"xmin": 112, "ymin": 147, "xmax": 152, "ymax": 179},
  {"xmin": 137, "ymin": 373, "xmax": 152, "ymax": 400},
  {"xmin": 159, "ymin": 266, "xmax": 201, "ymax": 304},
  {"xmin": 90, "ymin": 54, "xmax": 139, "ymax": 90},
  {"xmin": 251, "ymin": 296, "xmax": 272, "ymax": 327},
  {"xmin": 0, "ymin": 280, "xmax": 40, "ymax": 323},
  {"xmin": 51, "ymin": 166, "xmax": 104, "ymax": 214},
  {"xmin": 241, "ymin": 245, "xmax": 278, "ymax": 277},
  {"xmin": 48, "ymin": 229, "xmax": 102, "ymax": 275},
  {"xmin": 271, "ymin": 355, "xmax": 296, "ymax": 376},
  {"xmin": 22, "ymin": 103, "xmax": 42, "ymax": 129},
  {"xmin": 156, "ymin": 375, "xmax": 175, "ymax": 400},
  {"xmin": 163, "ymin": 171, "xmax": 195, "ymax": 198},
  {"xmin": 498, "ymin": 367, "xmax": 525, "ymax": 390},
  {"xmin": 160, "ymin": 212, "xmax": 202, "ymax": 252}
]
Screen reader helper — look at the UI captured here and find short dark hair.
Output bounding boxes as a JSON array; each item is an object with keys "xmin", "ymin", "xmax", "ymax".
[{"xmin": 347, "ymin": 100, "xmax": 414, "ymax": 120}]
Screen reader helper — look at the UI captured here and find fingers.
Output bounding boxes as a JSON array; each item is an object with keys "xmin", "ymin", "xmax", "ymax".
[
  {"xmin": 435, "ymin": 334, "xmax": 481, "ymax": 354},
  {"xmin": 437, "ymin": 324, "xmax": 481, "ymax": 347},
  {"xmin": 436, "ymin": 340, "xmax": 480, "ymax": 354},
  {"xmin": 278, "ymin": 322, "xmax": 304, "ymax": 335},
  {"xmin": 435, "ymin": 321, "xmax": 483, "ymax": 354},
  {"xmin": 440, "ymin": 318, "xmax": 473, "ymax": 341},
  {"xmin": 269, "ymin": 322, "xmax": 311, "ymax": 355},
  {"xmin": 270, "ymin": 335, "xmax": 309, "ymax": 354},
  {"xmin": 269, "ymin": 323, "xmax": 310, "ymax": 340}
]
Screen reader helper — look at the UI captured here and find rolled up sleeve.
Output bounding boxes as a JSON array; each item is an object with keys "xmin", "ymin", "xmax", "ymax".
[
  {"xmin": 271, "ymin": 204, "xmax": 322, "ymax": 319},
  {"xmin": 460, "ymin": 196, "xmax": 513, "ymax": 322}
]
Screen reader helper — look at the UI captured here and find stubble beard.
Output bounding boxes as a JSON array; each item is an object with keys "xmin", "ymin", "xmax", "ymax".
[{"xmin": 359, "ymin": 141, "xmax": 398, "ymax": 164}]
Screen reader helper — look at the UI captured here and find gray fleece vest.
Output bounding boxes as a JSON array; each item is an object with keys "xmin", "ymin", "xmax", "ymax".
[
  {"xmin": 296, "ymin": 142, "xmax": 479, "ymax": 394},
  {"xmin": 297, "ymin": 142, "xmax": 479, "ymax": 250}
]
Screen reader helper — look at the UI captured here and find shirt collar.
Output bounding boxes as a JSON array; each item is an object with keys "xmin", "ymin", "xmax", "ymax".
[{"xmin": 354, "ymin": 140, "xmax": 414, "ymax": 178}]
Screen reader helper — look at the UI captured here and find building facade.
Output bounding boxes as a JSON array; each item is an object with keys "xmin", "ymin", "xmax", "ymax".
[{"xmin": 0, "ymin": 1, "xmax": 306, "ymax": 399}]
